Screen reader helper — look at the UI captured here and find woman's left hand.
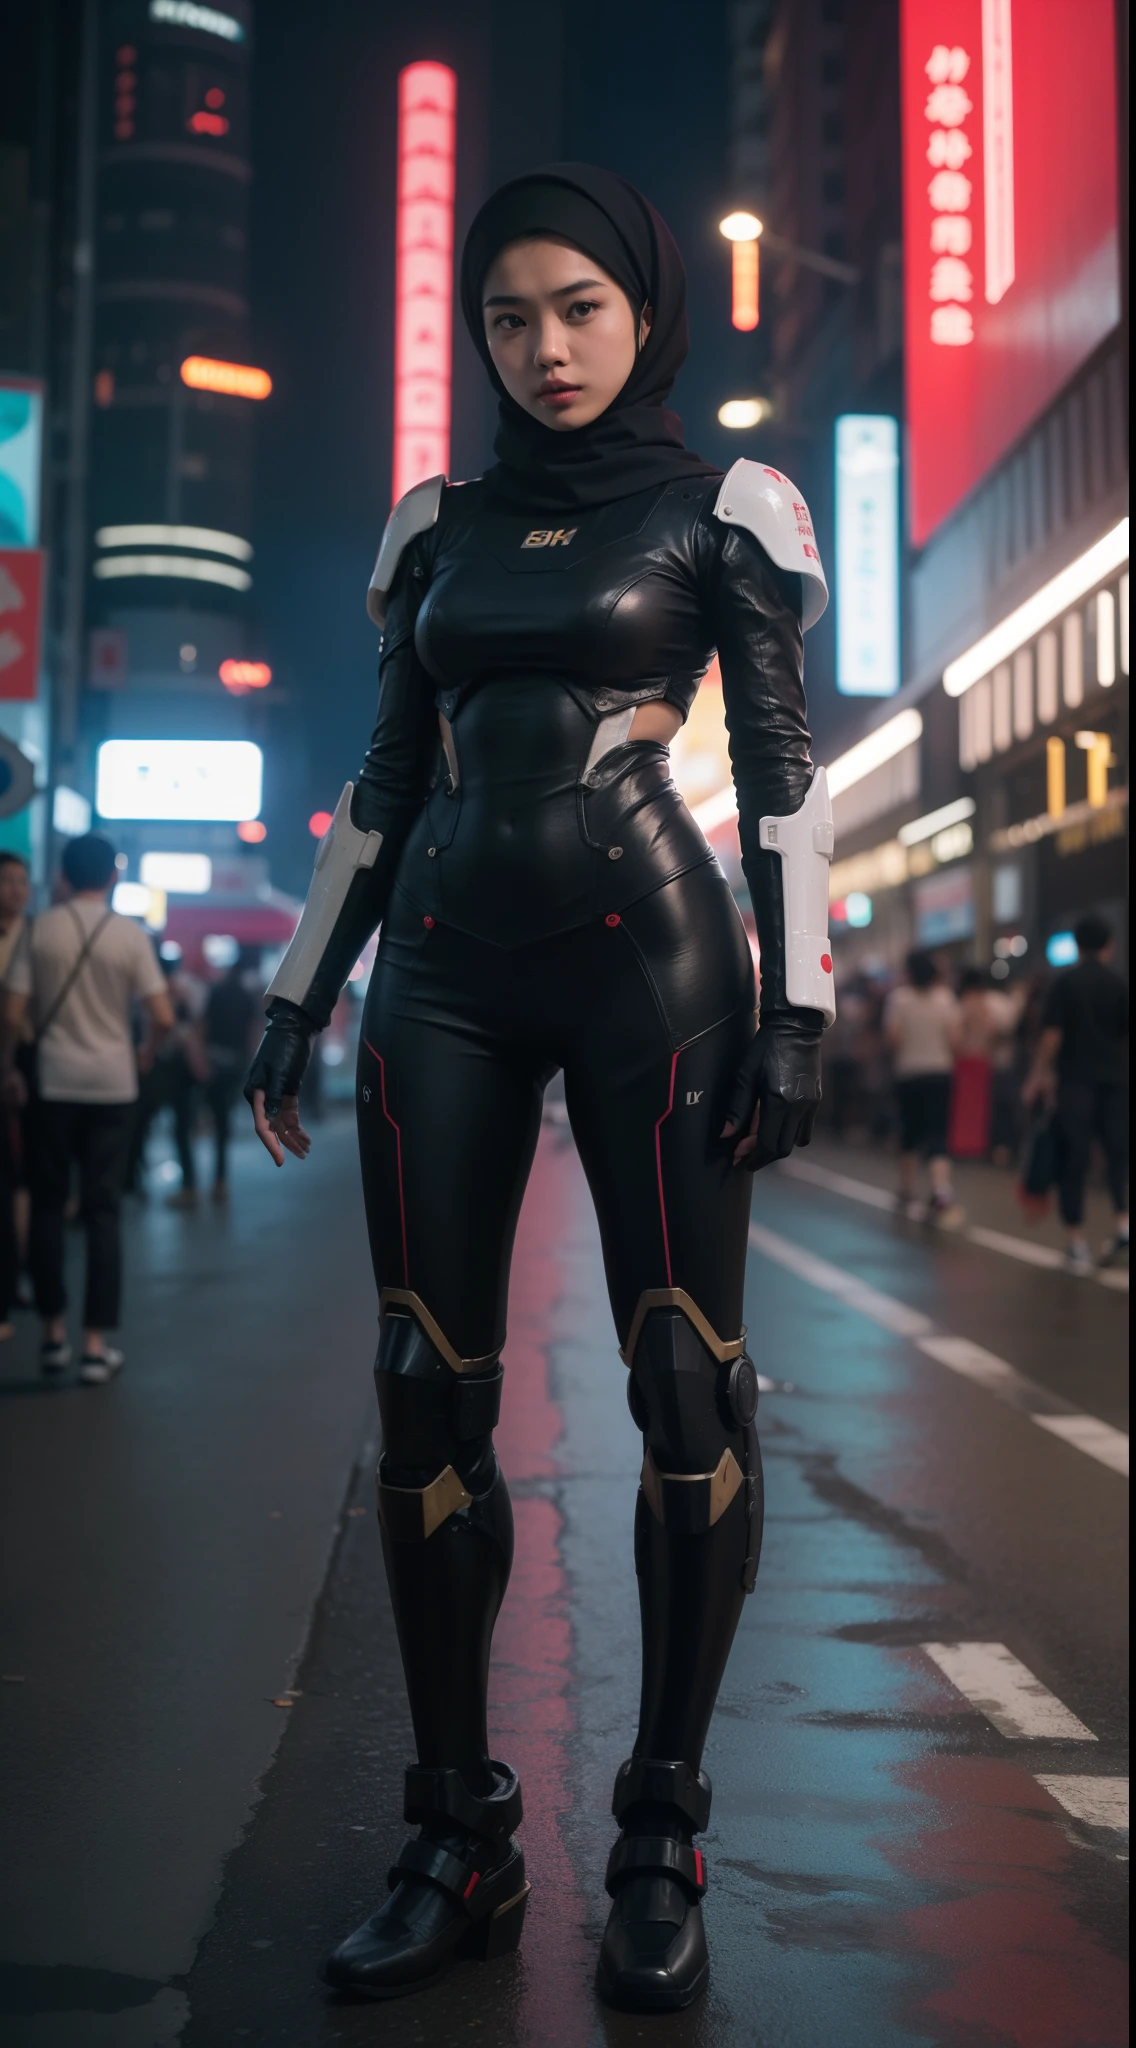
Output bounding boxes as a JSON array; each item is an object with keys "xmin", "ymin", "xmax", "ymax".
[{"xmin": 721, "ymin": 1022, "xmax": 822, "ymax": 1170}]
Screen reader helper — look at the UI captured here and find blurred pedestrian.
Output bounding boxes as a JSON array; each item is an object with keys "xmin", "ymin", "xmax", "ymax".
[
  {"xmin": 949, "ymin": 966, "xmax": 1023, "ymax": 1159},
  {"xmin": 884, "ymin": 948, "xmax": 964, "ymax": 1226},
  {"xmin": 1023, "ymin": 913, "xmax": 1128, "ymax": 1273},
  {"xmin": 202, "ymin": 950, "xmax": 260, "ymax": 1200},
  {"xmin": 0, "ymin": 851, "xmax": 31, "ymax": 1337},
  {"xmin": 162, "ymin": 958, "xmax": 209, "ymax": 1210},
  {"xmin": 0, "ymin": 834, "xmax": 173, "ymax": 1382}
]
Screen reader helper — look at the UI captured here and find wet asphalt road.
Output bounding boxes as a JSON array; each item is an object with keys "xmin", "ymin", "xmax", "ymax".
[{"xmin": 0, "ymin": 1113, "xmax": 1127, "ymax": 2047}]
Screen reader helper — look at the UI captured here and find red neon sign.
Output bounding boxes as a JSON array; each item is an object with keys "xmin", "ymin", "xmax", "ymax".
[
  {"xmin": 902, "ymin": 0, "xmax": 1120, "ymax": 546},
  {"xmin": 392, "ymin": 61, "xmax": 456, "ymax": 506}
]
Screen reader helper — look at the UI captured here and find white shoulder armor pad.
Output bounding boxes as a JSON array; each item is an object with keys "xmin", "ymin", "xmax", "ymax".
[
  {"xmin": 714, "ymin": 459, "xmax": 828, "ymax": 630},
  {"xmin": 758, "ymin": 768, "xmax": 836, "ymax": 1026},
  {"xmin": 366, "ymin": 474, "xmax": 444, "ymax": 625}
]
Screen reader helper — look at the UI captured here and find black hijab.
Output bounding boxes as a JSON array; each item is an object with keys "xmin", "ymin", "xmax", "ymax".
[{"xmin": 460, "ymin": 162, "xmax": 718, "ymax": 511}]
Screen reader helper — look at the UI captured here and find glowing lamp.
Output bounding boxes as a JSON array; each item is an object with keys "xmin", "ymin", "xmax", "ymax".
[
  {"xmin": 309, "ymin": 810, "xmax": 334, "ymax": 838},
  {"xmin": 220, "ymin": 658, "xmax": 272, "ymax": 691},
  {"xmin": 180, "ymin": 356, "xmax": 272, "ymax": 400},
  {"xmin": 188, "ymin": 110, "xmax": 230, "ymax": 136},
  {"xmin": 719, "ymin": 212, "xmax": 763, "ymax": 241},
  {"xmin": 393, "ymin": 61, "xmax": 457, "ymax": 504},
  {"xmin": 717, "ymin": 398, "xmax": 769, "ymax": 430},
  {"xmin": 237, "ymin": 820, "xmax": 268, "ymax": 844}
]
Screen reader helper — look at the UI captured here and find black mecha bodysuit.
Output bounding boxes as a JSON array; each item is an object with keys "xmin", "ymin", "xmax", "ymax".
[{"xmin": 254, "ymin": 469, "xmax": 824, "ymax": 2009}]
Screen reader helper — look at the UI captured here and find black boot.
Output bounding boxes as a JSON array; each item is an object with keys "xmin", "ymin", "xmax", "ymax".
[
  {"xmin": 598, "ymin": 1299, "xmax": 765, "ymax": 2012},
  {"xmin": 323, "ymin": 1762, "xmax": 528, "ymax": 1999},
  {"xmin": 596, "ymin": 1757, "xmax": 712, "ymax": 2012}
]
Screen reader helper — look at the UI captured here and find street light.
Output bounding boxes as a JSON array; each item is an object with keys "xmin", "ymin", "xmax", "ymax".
[
  {"xmin": 717, "ymin": 398, "xmax": 771, "ymax": 429},
  {"xmin": 719, "ymin": 212, "xmax": 763, "ymax": 331}
]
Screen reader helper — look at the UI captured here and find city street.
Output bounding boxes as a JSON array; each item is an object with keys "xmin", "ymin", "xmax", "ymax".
[{"xmin": 1, "ymin": 1109, "xmax": 1127, "ymax": 2048}]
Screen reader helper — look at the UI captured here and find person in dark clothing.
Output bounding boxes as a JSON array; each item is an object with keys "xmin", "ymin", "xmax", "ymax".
[
  {"xmin": 244, "ymin": 165, "xmax": 834, "ymax": 2011},
  {"xmin": 1024, "ymin": 913, "xmax": 1129, "ymax": 1271},
  {"xmin": 203, "ymin": 956, "xmax": 259, "ymax": 1197}
]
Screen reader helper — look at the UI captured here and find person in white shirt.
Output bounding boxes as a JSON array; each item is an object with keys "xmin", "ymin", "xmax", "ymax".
[
  {"xmin": 0, "ymin": 850, "xmax": 31, "ymax": 1337},
  {"xmin": 1, "ymin": 835, "xmax": 173, "ymax": 1383},
  {"xmin": 883, "ymin": 948, "xmax": 964, "ymax": 1226}
]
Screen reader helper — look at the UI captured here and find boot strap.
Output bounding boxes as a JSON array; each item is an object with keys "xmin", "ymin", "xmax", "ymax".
[
  {"xmin": 604, "ymin": 1834, "xmax": 707, "ymax": 1900},
  {"xmin": 388, "ymin": 1836, "xmax": 521, "ymax": 1921},
  {"xmin": 403, "ymin": 1760, "xmax": 522, "ymax": 1839}
]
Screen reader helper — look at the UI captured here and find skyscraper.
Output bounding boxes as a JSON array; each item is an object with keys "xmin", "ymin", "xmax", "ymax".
[{"xmin": 88, "ymin": 0, "xmax": 261, "ymax": 732}]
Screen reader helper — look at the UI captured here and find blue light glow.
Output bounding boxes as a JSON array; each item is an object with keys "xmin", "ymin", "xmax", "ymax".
[{"xmin": 835, "ymin": 415, "xmax": 900, "ymax": 696}]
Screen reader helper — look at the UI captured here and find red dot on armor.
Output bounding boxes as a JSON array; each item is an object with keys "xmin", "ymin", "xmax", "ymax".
[
  {"xmin": 423, "ymin": 915, "xmax": 436, "ymax": 930},
  {"xmin": 820, "ymin": 953, "xmax": 832, "ymax": 973},
  {"xmin": 605, "ymin": 913, "xmax": 621, "ymax": 927}
]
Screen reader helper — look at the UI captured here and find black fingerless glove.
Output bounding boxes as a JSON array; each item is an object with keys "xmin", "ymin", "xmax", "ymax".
[
  {"xmin": 723, "ymin": 1012, "xmax": 822, "ymax": 1172},
  {"xmin": 243, "ymin": 998, "xmax": 318, "ymax": 1117}
]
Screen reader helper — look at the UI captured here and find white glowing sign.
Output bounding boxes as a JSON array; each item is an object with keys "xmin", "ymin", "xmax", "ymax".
[
  {"xmin": 96, "ymin": 741, "xmax": 263, "ymax": 821},
  {"xmin": 139, "ymin": 851, "xmax": 213, "ymax": 894},
  {"xmin": 835, "ymin": 416, "xmax": 900, "ymax": 696},
  {"xmin": 982, "ymin": 0, "xmax": 1015, "ymax": 304}
]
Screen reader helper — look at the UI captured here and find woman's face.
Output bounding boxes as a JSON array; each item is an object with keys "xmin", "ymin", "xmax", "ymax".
[{"xmin": 482, "ymin": 236, "xmax": 650, "ymax": 431}]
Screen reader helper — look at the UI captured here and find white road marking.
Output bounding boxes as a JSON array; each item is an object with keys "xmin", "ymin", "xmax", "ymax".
[
  {"xmin": 748, "ymin": 1221, "xmax": 1129, "ymax": 1477},
  {"xmin": 746, "ymin": 1223, "xmax": 933, "ymax": 1338},
  {"xmin": 1035, "ymin": 1775, "xmax": 1130, "ymax": 1829},
  {"xmin": 780, "ymin": 1157, "xmax": 1128, "ymax": 1292},
  {"xmin": 921, "ymin": 1642, "xmax": 1098, "ymax": 1741},
  {"xmin": 1034, "ymin": 1414, "xmax": 1130, "ymax": 1477},
  {"xmin": 917, "ymin": 1333, "xmax": 1038, "ymax": 1401}
]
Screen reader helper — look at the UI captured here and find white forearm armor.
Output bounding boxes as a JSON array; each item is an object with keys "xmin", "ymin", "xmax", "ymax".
[
  {"xmin": 758, "ymin": 769, "xmax": 836, "ymax": 1026},
  {"xmin": 265, "ymin": 783, "xmax": 382, "ymax": 1012}
]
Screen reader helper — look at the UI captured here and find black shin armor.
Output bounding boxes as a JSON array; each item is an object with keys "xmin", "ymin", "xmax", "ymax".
[
  {"xmin": 624, "ymin": 1294, "xmax": 764, "ymax": 1766},
  {"xmin": 373, "ymin": 1296, "xmax": 513, "ymax": 1793}
]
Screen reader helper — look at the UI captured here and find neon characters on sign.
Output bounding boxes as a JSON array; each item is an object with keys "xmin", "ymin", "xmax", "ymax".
[
  {"xmin": 924, "ymin": 40, "xmax": 975, "ymax": 348},
  {"xmin": 392, "ymin": 63, "xmax": 457, "ymax": 504}
]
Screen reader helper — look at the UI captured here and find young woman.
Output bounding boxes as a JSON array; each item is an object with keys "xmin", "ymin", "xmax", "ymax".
[{"xmin": 246, "ymin": 164, "xmax": 833, "ymax": 2014}]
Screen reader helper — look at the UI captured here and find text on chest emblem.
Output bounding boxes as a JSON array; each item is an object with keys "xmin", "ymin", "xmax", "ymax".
[{"xmin": 521, "ymin": 528, "xmax": 577, "ymax": 549}]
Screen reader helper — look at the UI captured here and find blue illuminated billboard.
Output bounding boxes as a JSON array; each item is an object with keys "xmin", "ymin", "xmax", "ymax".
[
  {"xmin": 0, "ymin": 380, "xmax": 43, "ymax": 547},
  {"xmin": 835, "ymin": 415, "xmax": 900, "ymax": 696}
]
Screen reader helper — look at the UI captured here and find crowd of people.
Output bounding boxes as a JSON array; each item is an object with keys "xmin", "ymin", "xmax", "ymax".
[
  {"xmin": 0, "ymin": 836, "xmax": 262, "ymax": 1384},
  {"xmin": 824, "ymin": 919, "xmax": 1129, "ymax": 1271},
  {"xmin": 0, "ymin": 828, "xmax": 1127, "ymax": 1377}
]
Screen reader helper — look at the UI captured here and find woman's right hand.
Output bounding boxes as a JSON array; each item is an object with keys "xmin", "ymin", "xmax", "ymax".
[{"xmin": 244, "ymin": 1000, "xmax": 317, "ymax": 1166}]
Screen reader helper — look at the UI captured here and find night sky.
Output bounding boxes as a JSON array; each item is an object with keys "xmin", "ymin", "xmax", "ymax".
[{"xmin": 246, "ymin": 0, "xmax": 767, "ymax": 894}]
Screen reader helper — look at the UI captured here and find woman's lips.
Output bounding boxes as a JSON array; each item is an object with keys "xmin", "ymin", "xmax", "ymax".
[{"xmin": 537, "ymin": 383, "xmax": 582, "ymax": 409}]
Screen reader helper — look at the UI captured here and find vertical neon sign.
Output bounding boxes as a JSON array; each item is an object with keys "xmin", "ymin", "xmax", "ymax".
[{"xmin": 392, "ymin": 62, "xmax": 456, "ymax": 506}]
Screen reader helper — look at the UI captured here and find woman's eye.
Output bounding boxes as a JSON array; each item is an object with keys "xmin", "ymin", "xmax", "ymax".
[
  {"xmin": 493, "ymin": 313, "xmax": 524, "ymax": 332},
  {"xmin": 568, "ymin": 299, "xmax": 599, "ymax": 319}
]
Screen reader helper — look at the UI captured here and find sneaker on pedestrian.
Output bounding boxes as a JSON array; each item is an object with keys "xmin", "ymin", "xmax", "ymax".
[
  {"xmin": 40, "ymin": 1339, "xmax": 72, "ymax": 1373},
  {"xmin": 165, "ymin": 1188, "xmax": 198, "ymax": 1211},
  {"xmin": 1064, "ymin": 1241, "xmax": 1093, "ymax": 1275},
  {"xmin": 929, "ymin": 1195, "xmax": 966, "ymax": 1230},
  {"xmin": 1096, "ymin": 1236, "xmax": 1129, "ymax": 1269},
  {"xmin": 78, "ymin": 1346, "xmax": 124, "ymax": 1385}
]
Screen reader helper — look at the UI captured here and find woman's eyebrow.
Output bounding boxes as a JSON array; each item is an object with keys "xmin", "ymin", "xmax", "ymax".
[{"xmin": 483, "ymin": 278, "xmax": 606, "ymax": 308}]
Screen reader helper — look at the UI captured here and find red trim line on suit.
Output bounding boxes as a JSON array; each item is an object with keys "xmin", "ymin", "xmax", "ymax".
[
  {"xmin": 654, "ymin": 1049, "xmax": 679, "ymax": 1286},
  {"xmin": 363, "ymin": 1037, "xmax": 409, "ymax": 1286}
]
